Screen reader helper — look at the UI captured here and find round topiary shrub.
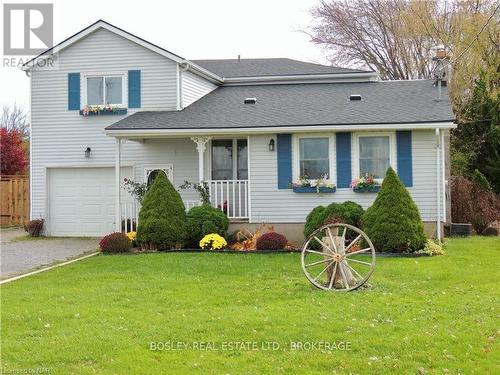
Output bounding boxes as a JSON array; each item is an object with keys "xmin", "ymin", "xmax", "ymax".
[
  {"xmin": 304, "ymin": 201, "xmax": 364, "ymax": 239},
  {"xmin": 99, "ymin": 232, "xmax": 132, "ymax": 253},
  {"xmin": 362, "ymin": 167, "xmax": 426, "ymax": 253},
  {"xmin": 136, "ymin": 173, "xmax": 188, "ymax": 250},
  {"xmin": 186, "ymin": 204, "xmax": 229, "ymax": 248},
  {"xmin": 256, "ymin": 232, "xmax": 288, "ymax": 250}
]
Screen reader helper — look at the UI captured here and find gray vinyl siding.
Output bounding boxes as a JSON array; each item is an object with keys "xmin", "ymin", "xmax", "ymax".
[
  {"xmin": 30, "ymin": 28, "xmax": 195, "ymax": 220},
  {"xmin": 182, "ymin": 70, "xmax": 217, "ymax": 107},
  {"xmin": 248, "ymin": 130, "xmax": 439, "ymax": 223}
]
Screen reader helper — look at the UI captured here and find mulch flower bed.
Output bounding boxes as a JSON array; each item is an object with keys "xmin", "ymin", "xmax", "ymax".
[{"xmin": 108, "ymin": 248, "xmax": 300, "ymax": 254}]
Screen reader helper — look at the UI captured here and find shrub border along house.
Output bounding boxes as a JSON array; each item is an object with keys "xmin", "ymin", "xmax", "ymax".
[{"xmin": 103, "ymin": 169, "xmax": 434, "ymax": 255}]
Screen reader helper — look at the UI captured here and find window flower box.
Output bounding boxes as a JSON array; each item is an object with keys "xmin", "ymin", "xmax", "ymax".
[
  {"xmin": 293, "ymin": 186, "xmax": 336, "ymax": 193},
  {"xmin": 352, "ymin": 185, "xmax": 381, "ymax": 193},
  {"xmin": 350, "ymin": 174, "xmax": 380, "ymax": 193},
  {"xmin": 292, "ymin": 175, "xmax": 336, "ymax": 194},
  {"xmin": 80, "ymin": 106, "xmax": 127, "ymax": 116}
]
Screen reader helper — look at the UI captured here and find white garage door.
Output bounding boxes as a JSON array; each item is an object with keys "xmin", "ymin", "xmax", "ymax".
[{"xmin": 48, "ymin": 167, "xmax": 132, "ymax": 236}]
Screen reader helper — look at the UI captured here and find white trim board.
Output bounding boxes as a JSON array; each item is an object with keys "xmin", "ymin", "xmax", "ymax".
[
  {"xmin": 22, "ymin": 20, "xmax": 223, "ymax": 84},
  {"xmin": 105, "ymin": 122, "xmax": 456, "ymax": 138}
]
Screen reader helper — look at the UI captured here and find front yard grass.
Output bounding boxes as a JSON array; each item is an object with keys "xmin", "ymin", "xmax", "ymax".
[{"xmin": 1, "ymin": 237, "xmax": 498, "ymax": 374}]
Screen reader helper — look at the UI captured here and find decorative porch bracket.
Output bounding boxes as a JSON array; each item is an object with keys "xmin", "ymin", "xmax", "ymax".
[{"xmin": 190, "ymin": 137, "xmax": 211, "ymax": 182}]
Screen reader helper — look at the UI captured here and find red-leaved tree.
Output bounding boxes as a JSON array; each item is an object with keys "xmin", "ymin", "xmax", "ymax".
[{"xmin": 1, "ymin": 128, "xmax": 28, "ymax": 175}]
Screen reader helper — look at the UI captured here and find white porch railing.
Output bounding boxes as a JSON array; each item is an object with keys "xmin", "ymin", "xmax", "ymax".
[
  {"xmin": 119, "ymin": 201, "xmax": 201, "ymax": 233},
  {"xmin": 120, "ymin": 201, "xmax": 139, "ymax": 233},
  {"xmin": 207, "ymin": 180, "xmax": 249, "ymax": 220},
  {"xmin": 119, "ymin": 179, "xmax": 249, "ymax": 233}
]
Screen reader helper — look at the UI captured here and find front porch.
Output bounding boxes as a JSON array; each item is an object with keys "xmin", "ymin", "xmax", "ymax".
[{"xmin": 114, "ymin": 136, "xmax": 250, "ymax": 232}]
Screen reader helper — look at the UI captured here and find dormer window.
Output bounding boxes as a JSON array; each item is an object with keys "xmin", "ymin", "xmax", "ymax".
[{"xmin": 86, "ymin": 75, "xmax": 124, "ymax": 106}]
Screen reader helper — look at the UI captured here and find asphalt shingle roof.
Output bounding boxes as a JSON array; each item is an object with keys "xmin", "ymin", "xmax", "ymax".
[
  {"xmin": 107, "ymin": 80, "xmax": 455, "ymax": 131},
  {"xmin": 191, "ymin": 58, "xmax": 370, "ymax": 78}
]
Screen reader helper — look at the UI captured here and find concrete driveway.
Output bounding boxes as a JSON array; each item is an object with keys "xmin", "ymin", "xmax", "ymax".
[{"xmin": 0, "ymin": 228, "xmax": 99, "ymax": 279}]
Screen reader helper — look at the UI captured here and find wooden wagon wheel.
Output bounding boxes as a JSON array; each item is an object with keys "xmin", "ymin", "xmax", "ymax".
[{"xmin": 301, "ymin": 223, "xmax": 376, "ymax": 291}]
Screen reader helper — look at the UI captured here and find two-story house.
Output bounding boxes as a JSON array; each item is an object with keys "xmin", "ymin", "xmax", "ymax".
[{"xmin": 23, "ymin": 20, "xmax": 455, "ymax": 244}]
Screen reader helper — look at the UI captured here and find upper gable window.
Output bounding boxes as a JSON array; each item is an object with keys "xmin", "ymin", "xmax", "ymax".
[{"xmin": 86, "ymin": 76, "xmax": 123, "ymax": 106}]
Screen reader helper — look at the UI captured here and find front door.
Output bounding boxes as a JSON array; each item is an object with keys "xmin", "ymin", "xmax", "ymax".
[{"xmin": 209, "ymin": 138, "xmax": 249, "ymax": 218}]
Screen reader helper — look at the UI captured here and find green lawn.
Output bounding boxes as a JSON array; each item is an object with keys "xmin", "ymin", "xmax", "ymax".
[{"xmin": 1, "ymin": 237, "xmax": 499, "ymax": 374}]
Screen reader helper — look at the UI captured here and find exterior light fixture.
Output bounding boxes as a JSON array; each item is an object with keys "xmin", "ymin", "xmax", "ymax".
[
  {"xmin": 268, "ymin": 139, "xmax": 275, "ymax": 152},
  {"xmin": 85, "ymin": 147, "xmax": 91, "ymax": 158}
]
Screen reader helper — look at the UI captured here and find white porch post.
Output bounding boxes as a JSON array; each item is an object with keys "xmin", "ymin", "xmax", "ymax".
[
  {"xmin": 191, "ymin": 137, "xmax": 210, "ymax": 182},
  {"xmin": 115, "ymin": 138, "xmax": 122, "ymax": 232}
]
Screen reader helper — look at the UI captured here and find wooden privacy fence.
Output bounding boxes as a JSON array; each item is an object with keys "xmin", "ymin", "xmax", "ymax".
[{"xmin": 1, "ymin": 175, "xmax": 29, "ymax": 226}]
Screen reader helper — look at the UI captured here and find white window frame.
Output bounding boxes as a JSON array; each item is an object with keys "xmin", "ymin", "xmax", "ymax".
[
  {"xmin": 144, "ymin": 165, "xmax": 174, "ymax": 184},
  {"xmin": 208, "ymin": 138, "xmax": 248, "ymax": 181},
  {"xmin": 293, "ymin": 134, "xmax": 335, "ymax": 184},
  {"xmin": 353, "ymin": 131, "xmax": 396, "ymax": 183},
  {"xmin": 83, "ymin": 73, "xmax": 126, "ymax": 107}
]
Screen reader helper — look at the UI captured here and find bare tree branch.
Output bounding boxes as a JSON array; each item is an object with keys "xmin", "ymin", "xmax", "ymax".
[
  {"xmin": 308, "ymin": 0, "xmax": 500, "ymax": 106},
  {"xmin": 1, "ymin": 104, "xmax": 30, "ymax": 137}
]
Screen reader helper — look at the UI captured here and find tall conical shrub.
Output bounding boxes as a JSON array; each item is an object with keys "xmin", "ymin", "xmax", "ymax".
[
  {"xmin": 362, "ymin": 167, "xmax": 426, "ymax": 253},
  {"xmin": 136, "ymin": 173, "xmax": 187, "ymax": 250}
]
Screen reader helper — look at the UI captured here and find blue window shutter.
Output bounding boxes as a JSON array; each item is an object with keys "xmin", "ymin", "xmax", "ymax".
[
  {"xmin": 277, "ymin": 134, "xmax": 292, "ymax": 189},
  {"xmin": 128, "ymin": 70, "xmax": 141, "ymax": 108},
  {"xmin": 397, "ymin": 130, "xmax": 413, "ymax": 187},
  {"xmin": 336, "ymin": 132, "xmax": 352, "ymax": 188},
  {"xmin": 67, "ymin": 73, "xmax": 80, "ymax": 110}
]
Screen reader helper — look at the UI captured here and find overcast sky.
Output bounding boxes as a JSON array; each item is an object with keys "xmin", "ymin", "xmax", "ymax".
[{"xmin": 0, "ymin": 0, "xmax": 330, "ymax": 110}]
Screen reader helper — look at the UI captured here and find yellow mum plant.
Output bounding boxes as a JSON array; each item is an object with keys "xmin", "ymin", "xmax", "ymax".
[
  {"xmin": 199, "ymin": 233, "xmax": 227, "ymax": 250},
  {"xmin": 127, "ymin": 231, "xmax": 137, "ymax": 242}
]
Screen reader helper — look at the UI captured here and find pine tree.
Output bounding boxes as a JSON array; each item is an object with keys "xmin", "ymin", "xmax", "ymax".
[
  {"xmin": 136, "ymin": 173, "xmax": 187, "ymax": 250},
  {"xmin": 362, "ymin": 167, "xmax": 426, "ymax": 253}
]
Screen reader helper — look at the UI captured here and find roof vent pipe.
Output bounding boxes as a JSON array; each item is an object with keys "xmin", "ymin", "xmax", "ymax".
[{"xmin": 432, "ymin": 44, "xmax": 449, "ymax": 100}]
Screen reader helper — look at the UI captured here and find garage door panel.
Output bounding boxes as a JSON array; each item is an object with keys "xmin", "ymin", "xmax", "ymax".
[
  {"xmin": 52, "ymin": 186, "xmax": 78, "ymax": 196},
  {"xmin": 81, "ymin": 186, "xmax": 103, "ymax": 197},
  {"xmin": 48, "ymin": 167, "xmax": 132, "ymax": 236},
  {"xmin": 81, "ymin": 204, "xmax": 104, "ymax": 215}
]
